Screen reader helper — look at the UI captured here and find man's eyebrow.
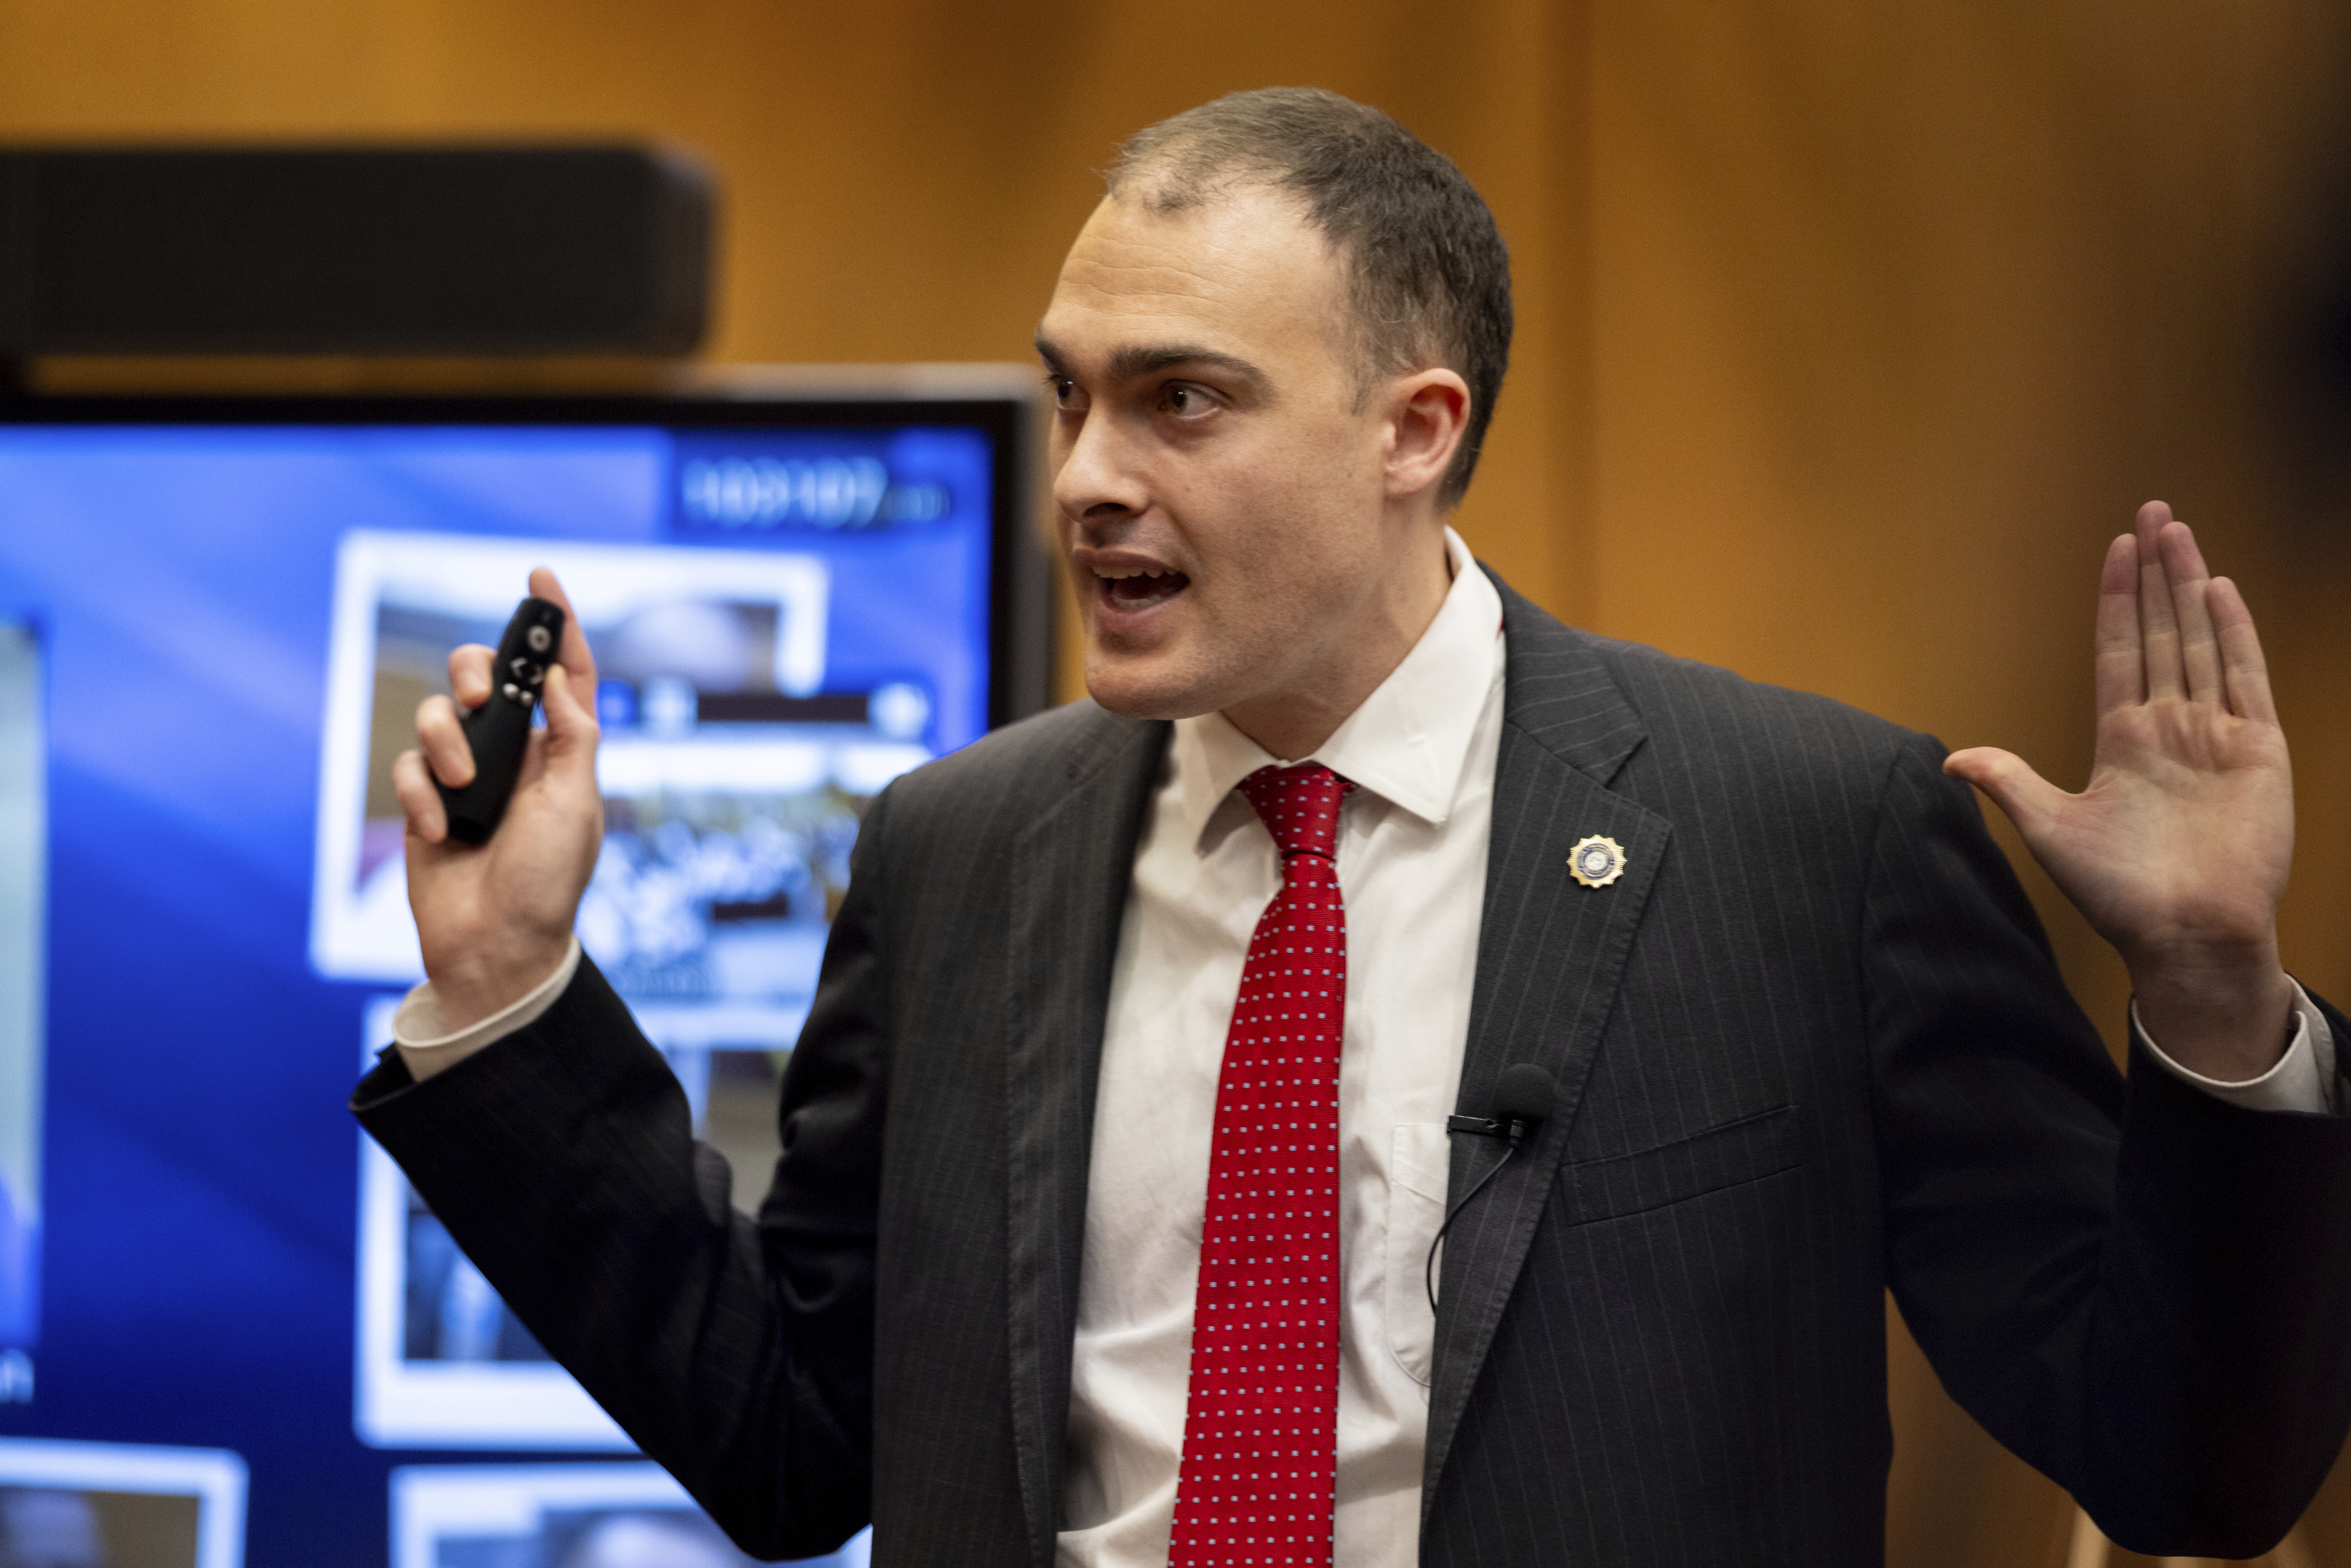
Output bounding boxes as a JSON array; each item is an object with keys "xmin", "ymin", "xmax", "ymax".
[
  {"xmin": 1106, "ymin": 343, "xmax": 1267, "ymax": 388},
  {"xmin": 1033, "ymin": 334, "xmax": 1268, "ymax": 392}
]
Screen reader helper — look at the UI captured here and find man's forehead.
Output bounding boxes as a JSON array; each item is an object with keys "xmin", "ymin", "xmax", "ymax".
[{"xmin": 1039, "ymin": 191, "xmax": 1346, "ymax": 370}]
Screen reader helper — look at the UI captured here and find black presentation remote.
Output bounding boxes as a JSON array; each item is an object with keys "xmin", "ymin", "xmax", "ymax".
[{"xmin": 437, "ymin": 597, "xmax": 567, "ymax": 846}]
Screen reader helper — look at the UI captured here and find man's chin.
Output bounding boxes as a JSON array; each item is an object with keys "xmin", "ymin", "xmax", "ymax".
[{"xmin": 1081, "ymin": 650, "xmax": 1229, "ymax": 724}]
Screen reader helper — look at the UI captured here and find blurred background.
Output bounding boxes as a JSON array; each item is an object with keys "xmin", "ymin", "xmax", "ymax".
[{"xmin": 5, "ymin": 0, "xmax": 2351, "ymax": 1563}]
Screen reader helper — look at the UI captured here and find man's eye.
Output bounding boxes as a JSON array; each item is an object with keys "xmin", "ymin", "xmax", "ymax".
[
  {"xmin": 1165, "ymin": 385, "xmax": 1213, "ymax": 416},
  {"xmin": 1046, "ymin": 376, "xmax": 1077, "ymax": 407}
]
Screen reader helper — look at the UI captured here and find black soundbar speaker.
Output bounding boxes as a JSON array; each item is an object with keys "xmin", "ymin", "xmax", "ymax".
[{"xmin": 0, "ymin": 145, "xmax": 712, "ymax": 356}]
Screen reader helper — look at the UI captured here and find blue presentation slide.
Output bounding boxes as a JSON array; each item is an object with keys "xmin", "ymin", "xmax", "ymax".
[{"xmin": 0, "ymin": 416, "xmax": 996, "ymax": 1565}]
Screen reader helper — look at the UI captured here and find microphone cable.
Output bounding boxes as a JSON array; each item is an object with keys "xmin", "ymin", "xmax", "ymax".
[{"xmin": 1424, "ymin": 1063, "xmax": 1559, "ymax": 1313}]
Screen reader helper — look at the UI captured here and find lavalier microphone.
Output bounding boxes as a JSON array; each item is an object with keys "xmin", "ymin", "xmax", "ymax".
[{"xmin": 1426, "ymin": 1063, "xmax": 1559, "ymax": 1312}]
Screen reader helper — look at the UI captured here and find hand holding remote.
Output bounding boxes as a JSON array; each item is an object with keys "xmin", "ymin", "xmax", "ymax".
[
  {"xmin": 437, "ymin": 596, "xmax": 567, "ymax": 845},
  {"xmin": 393, "ymin": 567, "xmax": 606, "ymax": 1033}
]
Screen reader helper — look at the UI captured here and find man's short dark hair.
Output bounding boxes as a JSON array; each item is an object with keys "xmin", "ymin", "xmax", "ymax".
[{"xmin": 1109, "ymin": 87, "xmax": 1513, "ymax": 509}]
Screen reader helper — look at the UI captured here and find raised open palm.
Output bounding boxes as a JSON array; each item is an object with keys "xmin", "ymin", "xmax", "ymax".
[{"xmin": 1944, "ymin": 501, "xmax": 2295, "ymax": 1081}]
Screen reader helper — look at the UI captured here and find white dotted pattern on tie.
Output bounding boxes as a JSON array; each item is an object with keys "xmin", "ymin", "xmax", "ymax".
[{"xmin": 1169, "ymin": 762, "xmax": 1354, "ymax": 1568}]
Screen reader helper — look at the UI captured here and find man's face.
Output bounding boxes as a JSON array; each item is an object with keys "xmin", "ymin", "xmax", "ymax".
[{"xmin": 1036, "ymin": 187, "xmax": 1432, "ymax": 739}]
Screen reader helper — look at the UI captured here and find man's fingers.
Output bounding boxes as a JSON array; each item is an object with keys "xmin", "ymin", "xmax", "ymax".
[
  {"xmin": 2158, "ymin": 519, "xmax": 2223, "ymax": 703},
  {"xmin": 1943, "ymin": 747, "xmax": 2067, "ymax": 839},
  {"xmin": 415, "ymin": 693, "xmax": 476, "ymax": 788},
  {"xmin": 2093, "ymin": 534, "xmax": 2142, "ymax": 717},
  {"xmin": 2209, "ymin": 576, "xmax": 2279, "ymax": 725},
  {"xmin": 391, "ymin": 748, "xmax": 450, "ymax": 843},
  {"xmin": 448, "ymin": 644, "xmax": 495, "ymax": 709},
  {"xmin": 527, "ymin": 567, "xmax": 600, "ymax": 690},
  {"xmin": 2134, "ymin": 500, "xmax": 2184, "ymax": 701}
]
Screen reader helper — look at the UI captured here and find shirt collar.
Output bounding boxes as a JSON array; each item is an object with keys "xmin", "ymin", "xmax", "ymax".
[{"xmin": 1169, "ymin": 527, "xmax": 1505, "ymax": 849}]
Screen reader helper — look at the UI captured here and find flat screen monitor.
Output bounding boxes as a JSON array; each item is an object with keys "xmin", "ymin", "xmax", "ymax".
[{"xmin": 0, "ymin": 373, "xmax": 1049, "ymax": 1567}]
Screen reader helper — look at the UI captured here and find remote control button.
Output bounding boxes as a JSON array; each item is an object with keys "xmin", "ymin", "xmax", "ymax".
[
  {"xmin": 524, "ymin": 665, "xmax": 544, "ymax": 686},
  {"xmin": 526, "ymin": 625, "xmax": 553, "ymax": 653},
  {"xmin": 510, "ymin": 657, "xmax": 531, "ymax": 677},
  {"xmin": 503, "ymin": 682, "xmax": 520, "ymax": 700}
]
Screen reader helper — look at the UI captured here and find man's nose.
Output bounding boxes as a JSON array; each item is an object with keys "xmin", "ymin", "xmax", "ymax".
[{"xmin": 1052, "ymin": 405, "xmax": 1151, "ymax": 524}]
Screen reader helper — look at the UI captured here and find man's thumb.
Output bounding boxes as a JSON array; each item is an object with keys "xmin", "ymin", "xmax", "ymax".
[
  {"xmin": 540, "ymin": 665, "xmax": 601, "ymax": 777},
  {"xmin": 1943, "ymin": 747, "xmax": 2060, "ymax": 836}
]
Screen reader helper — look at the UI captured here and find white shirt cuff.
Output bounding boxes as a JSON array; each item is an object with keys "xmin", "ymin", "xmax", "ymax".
[
  {"xmin": 2133, "ymin": 980, "xmax": 2337, "ymax": 1116},
  {"xmin": 389, "ymin": 937, "xmax": 582, "ymax": 1083}
]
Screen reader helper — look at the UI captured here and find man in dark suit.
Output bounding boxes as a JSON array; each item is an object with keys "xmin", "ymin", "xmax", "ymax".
[{"xmin": 357, "ymin": 89, "xmax": 2351, "ymax": 1566}]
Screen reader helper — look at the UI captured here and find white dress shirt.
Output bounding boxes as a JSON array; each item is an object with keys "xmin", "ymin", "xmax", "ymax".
[
  {"xmin": 390, "ymin": 528, "xmax": 2336, "ymax": 1568},
  {"xmin": 1058, "ymin": 529, "xmax": 1507, "ymax": 1567}
]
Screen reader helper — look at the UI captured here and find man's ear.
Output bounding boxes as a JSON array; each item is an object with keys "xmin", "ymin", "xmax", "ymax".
[{"xmin": 1384, "ymin": 369, "xmax": 1472, "ymax": 502}]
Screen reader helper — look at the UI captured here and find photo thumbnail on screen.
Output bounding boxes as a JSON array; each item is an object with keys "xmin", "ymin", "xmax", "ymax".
[
  {"xmin": 0, "ymin": 1438, "xmax": 246, "ymax": 1568},
  {"xmin": 0, "ymin": 622, "xmax": 44, "ymax": 1369},
  {"xmin": 391, "ymin": 1463, "xmax": 869, "ymax": 1568},
  {"xmin": 355, "ymin": 1003, "xmax": 791, "ymax": 1450},
  {"xmin": 314, "ymin": 530, "xmax": 938, "ymax": 1053}
]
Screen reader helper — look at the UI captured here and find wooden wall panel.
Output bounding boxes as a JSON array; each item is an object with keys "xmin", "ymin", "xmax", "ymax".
[{"xmin": 5, "ymin": 0, "xmax": 2347, "ymax": 1559}]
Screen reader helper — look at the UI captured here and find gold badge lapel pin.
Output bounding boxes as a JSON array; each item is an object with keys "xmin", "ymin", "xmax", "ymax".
[{"xmin": 1567, "ymin": 834, "xmax": 1626, "ymax": 889}]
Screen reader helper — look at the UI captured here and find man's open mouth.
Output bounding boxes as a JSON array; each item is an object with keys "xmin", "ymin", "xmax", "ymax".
[{"xmin": 1097, "ymin": 567, "xmax": 1190, "ymax": 612}]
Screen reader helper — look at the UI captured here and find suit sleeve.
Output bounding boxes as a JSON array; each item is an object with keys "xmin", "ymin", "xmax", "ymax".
[
  {"xmin": 350, "ymin": 787, "xmax": 900, "ymax": 1560},
  {"xmin": 1866, "ymin": 732, "xmax": 2351, "ymax": 1559}
]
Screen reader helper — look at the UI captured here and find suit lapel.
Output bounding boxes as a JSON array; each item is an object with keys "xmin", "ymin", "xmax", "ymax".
[
  {"xmin": 1002, "ymin": 711, "xmax": 1170, "ymax": 1568},
  {"xmin": 1421, "ymin": 576, "xmax": 1671, "ymax": 1512}
]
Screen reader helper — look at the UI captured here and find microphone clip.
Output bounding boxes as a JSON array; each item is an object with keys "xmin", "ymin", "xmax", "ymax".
[{"xmin": 1446, "ymin": 1113, "xmax": 1535, "ymax": 1145}]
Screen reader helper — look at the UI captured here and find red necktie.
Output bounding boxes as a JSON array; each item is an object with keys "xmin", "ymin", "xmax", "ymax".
[{"xmin": 1170, "ymin": 762, "xmax": 1354, "ymax": 1568}]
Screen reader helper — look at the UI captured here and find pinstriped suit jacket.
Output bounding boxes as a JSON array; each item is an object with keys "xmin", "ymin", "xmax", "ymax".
[{"xmin": 355, "ymin": 571, "xmax": 2351, "ymax": 1567}]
